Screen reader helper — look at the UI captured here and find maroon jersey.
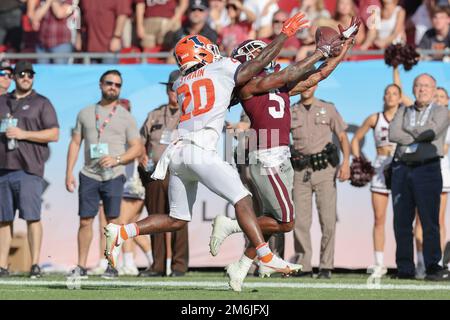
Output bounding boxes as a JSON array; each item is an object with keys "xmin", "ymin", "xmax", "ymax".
[{"xmin": 241, "ymin": 78, "xmax": 291, "ymax": 150}]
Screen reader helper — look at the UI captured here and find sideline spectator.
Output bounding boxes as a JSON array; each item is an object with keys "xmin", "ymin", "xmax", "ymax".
[
  {"xmin": 244, "ymin": 0, "xmax": 279, "ymax": 38},
  {"xmin": 65, "ymin": 70, "xmax": 142, "ymax": 278},
  {"xmin": 28, "ymin": 0, "xmax": 76, "ymax": 64},
  {"xmin": 332, "ymin": 0, "xmax": 366, "ymax": 46},
  {"xmin": 79, "ymin": 0, "xmax": 131, "ymax": 63},
  {"xmin": 219, "ymin": 0, "xmax": 255, "ymax": 56},
  {"xmin": 0, "ymin": 61, "xmax": 60, "ymax": 278},
  {"xmin": 163, "ymin": 0, "xmax": 217, "ymax": 64},
  {"xmin": 138, "ymin": 70, "xmax": 189, "ymax": 277},
  {"xmin": 360, "ymin": 0, "xmax": 406, "ymax": 50},
  {"xmin": 0, "ymin": 0, "xmax": 24, "ymax": 52},
  {"xmin": 208, "ymin": 0, "xmax": 231, "ymax": 33},
  {"xmin": 260, "ymin": 10, "xmax": 301, "ymax": 62},
  {"xmin": 292, "ymin": 0, "xmax": 331, "ymax": 43},
  {"xmin": 419, "ymin": 6, "xmax": 450, "ymax": 60},
  {"xmin": 0, "ymin": 60, "xmax": 12, "ymax": 96},
  {"xmin": 410, "ymin": 0, "xmax": 438, "ymax": 45},
  {"xmin": 136, "ymin": 0, "xmax": 188, "ymax": 50},
  {"xmin": 355, "ymin": 0, "xmax": 381, "ymax": 26},
  {"xmin": 389, "ymin": 73, "xmax": 449, "ymax": 281}
]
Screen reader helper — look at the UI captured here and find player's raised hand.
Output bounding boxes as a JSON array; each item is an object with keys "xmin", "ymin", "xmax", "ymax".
[
  {"xmin": 281, "ymin": 11, "xmax": 310, "ymax": 37},
  {"xmin": 338, "ymin": 16, "xmax": 361, "ymax": 39}
]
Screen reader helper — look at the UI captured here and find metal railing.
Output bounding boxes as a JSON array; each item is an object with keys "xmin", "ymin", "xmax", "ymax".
[{"xmin": 1, "ymin": 49, "xmax": 449, "ymax": 64}]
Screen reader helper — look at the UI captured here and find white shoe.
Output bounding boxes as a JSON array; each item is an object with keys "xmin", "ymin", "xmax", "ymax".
[
  {"xmin": 209, "ymin": 216, "xmax": 235, "ymax": 256},
  {"xmin": 257, "ymin": 255, "xmax": 303, "ymax": 278},
  {"xmin": 104, "ymin": 223, "xmax": 124, "ymax": 268},
  {"xmin": 119, "ymin": 265, "xmax": 139, "ymax": 276},
  {"xmin": 370, "ymin": 265, "xmax": 387, "ymax": 278},
  {"xmin": 416, "ymin": 262, "xmax": 426, "ymax": 280},
  {"xmin": 225, "ymin": 261, "xmax": 248, "ymax": 292}
]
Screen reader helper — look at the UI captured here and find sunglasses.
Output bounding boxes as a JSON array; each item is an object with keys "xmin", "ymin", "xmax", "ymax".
[
  {"xmin": 0, "ymin": 71, "xmax": 12, "ymax": 79},
  {"xmin": 103, "ymin": 80, "xmax": 122, "ymax": 88},
  {"xmin": 272, "ymin": 20, "xmax": 284, "ymax": 24},
  {"xmin": 16, "ymin": 71, "xmax": 34, "ymax": 79},
  {"xmin": 190, "ymin": 8, "xmax": 205, "ymax": 12},
  {"xmin": 226, "ymin": 4, "xmax": 238, "ymax": 10}
]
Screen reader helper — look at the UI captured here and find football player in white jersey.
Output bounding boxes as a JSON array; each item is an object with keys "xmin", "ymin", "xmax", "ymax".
[{"xmin": 104, "ymin": 12, "xmax": 310, "ymax": 280}]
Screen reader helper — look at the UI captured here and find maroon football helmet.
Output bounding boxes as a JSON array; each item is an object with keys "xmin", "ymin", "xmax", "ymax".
[{"xmin": 231, "ymin": 39, "xmax": 276, "ymax": 71}]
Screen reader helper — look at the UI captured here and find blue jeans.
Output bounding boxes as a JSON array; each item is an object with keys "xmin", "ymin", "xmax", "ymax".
[
  {"xmin": 36, "ymin": 42, "xmax": 73, "ymax": 64},
  {"xmin": 391, "ymin": 160, "xmax": 443, "ymax": 275}
]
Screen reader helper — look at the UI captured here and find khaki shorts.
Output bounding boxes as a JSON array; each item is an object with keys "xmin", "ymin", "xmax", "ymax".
[
  {"xmin": 142, "ymin": 17, "xmax": 180, "ymax": 48},
  {"xmin": 249, "ymin": 158, "xmax": 295, "ymax": 223}
]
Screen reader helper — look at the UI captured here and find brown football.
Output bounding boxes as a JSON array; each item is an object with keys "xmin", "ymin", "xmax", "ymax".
[{"xmin": 315, "ymin": 26, "xmax": 340, "ymax": 47}]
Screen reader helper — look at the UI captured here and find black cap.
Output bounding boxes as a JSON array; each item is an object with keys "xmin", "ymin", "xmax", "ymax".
[
  {"xmin": 0, "ymin": 59, "xmax": 12, "ymax": 72},
  {"xmin": 13, "ymin": 61, "xmax": 35, "ymax": 75},
  {"xmin": 159, "ymin": 70, "xmax": 181, "ymax": 86},
  {"xmin": 189, "ymin": 0, "xmax": 208, "ymax": 10}
]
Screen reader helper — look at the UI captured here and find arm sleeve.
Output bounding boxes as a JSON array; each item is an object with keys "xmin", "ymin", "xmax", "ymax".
[
  {"xmin": 140, "ymin": 113, "xmax": 152, "ymax": 140},
  {"xmin": 330, "ymin": 106, "xmax": 348, "ymax": 135},
  {"xmin": 126, "ymin": 113, "xmax": 141, "ymax": 142},
  {"xmin": 117, "ymin": 0, "xmax": 132, "ymax": 16},
  {"xmin": 72, "ymin": 112, "xmax": 82, "ymax": 136},
  {"xmin": 406, "ymin": 106, "xmax": 449, "ymax": 142},
  {"xmin": 389, "ymin": 106, "xmax": 415, "ymax": 145},
  {"xmin": 41, "ymin": 99, "xmax": 60, "ymax": 129}
]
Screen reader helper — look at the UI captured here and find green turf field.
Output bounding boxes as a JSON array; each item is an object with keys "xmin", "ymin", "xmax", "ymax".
[{"xmin": 0, "ymin": 272, "xmax": 449, "ymax": 300}]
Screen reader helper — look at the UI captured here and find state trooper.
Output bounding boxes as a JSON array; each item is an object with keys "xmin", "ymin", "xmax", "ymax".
[
  {"xmin": 138, "ymin": 70, "xmax": 189, "ymax": 277},
  {"xmin": 290, "ymin": 84, "xmax": 351, "ymax": 279}
]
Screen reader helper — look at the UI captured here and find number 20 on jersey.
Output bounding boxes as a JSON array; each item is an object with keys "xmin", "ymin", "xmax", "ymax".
[{"xmin": 176, "ymin": 79, "xmax": 216, "ymax": 122}]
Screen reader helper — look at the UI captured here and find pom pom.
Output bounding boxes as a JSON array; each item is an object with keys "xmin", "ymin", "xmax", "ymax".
[
  {"xmin": 384, "ymin": 43, "xmax": 420, "ymax": 71},
  {"xmin": 350, "ymin": 154, "xmax": 375, "ymax": 187}
]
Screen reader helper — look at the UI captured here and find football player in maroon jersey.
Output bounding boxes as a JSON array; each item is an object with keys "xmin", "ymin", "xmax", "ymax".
[{"xmin": 209, "ymin": 18, "xmax": 360, "ymax": 291}]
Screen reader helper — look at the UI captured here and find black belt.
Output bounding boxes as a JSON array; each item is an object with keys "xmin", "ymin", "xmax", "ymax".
[{"xmin": 399, "ymin": 157, "xmax": 440, "ymax": 167}]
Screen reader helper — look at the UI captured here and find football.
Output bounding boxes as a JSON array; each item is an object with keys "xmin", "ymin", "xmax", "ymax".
[{"xmin": 315, "ymin": 26, "xmax": 341, "ymax": 47}]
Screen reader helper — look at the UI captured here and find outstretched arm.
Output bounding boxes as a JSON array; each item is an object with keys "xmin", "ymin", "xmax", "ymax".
[
  {"xmin": 288, "ymin": 37, "xmax": 353, "ymax": 96},
  {"xmin": 235, "ymin": 12, "xmax": 309, "ymax": 87},
  {"xmin": 393, "ymin": 66, "xmax": 414, "ymax": 106}
]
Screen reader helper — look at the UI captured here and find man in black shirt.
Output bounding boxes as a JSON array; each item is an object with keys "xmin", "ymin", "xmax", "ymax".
[
  {"xmin": 419, "ymin": 6, "xmax": 450, "ymax": 61},
  {"xmin": 163, "ymin": 0, "xmax": 218, "ymax": 63},
  {"xmin": 0, "ymin": 61, "xmax": 59, "ymax": 278}
]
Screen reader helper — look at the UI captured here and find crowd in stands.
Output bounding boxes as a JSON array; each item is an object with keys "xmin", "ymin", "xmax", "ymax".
[{"xmin": 0, "ymin": 0, "xmax": 449, "ymax": 63}]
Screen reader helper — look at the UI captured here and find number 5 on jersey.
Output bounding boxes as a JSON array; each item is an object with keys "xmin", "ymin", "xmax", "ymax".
[{"xmin": 177, "ymin": 79, "xmax": 216, "ymax": 122}]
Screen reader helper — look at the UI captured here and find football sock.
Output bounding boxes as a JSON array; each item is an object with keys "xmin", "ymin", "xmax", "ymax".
[
  {"xmin": 123, "ymin": 252, "xmax": 135, "ymax": 268},
  {"xmin": 121, "ymin": 223, "xmax": 139, "ymax": 240},
  {"xmin": 256, "ymin": 243, "xmax": 273, "ymax": 263},
  {"xmin": 374, "ymin": 251, "xmax": 384, "ymax": 266},
  {"xmin": 240, "ymin": 254, "xmax": 254, "ymax": 272},
  {"xmin": 145, "ymin": 251, "xmax": 154, "ymax": 267},
  {"xmin": 417, "ymin": 251, "xmax": 424, "ymax": 266},
  {"xmin": 166, "ymin": 258, "xmax": 172, "ymax": 276}
]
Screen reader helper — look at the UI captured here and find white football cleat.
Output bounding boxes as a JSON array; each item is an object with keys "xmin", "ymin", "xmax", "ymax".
[
  {"xmin": 370, "ymin": 265, "xmax": 387, "ymax": 278},
  {"xmin": 119, "ymin": 265, "xmax": 139, "ymax": 276},
  {"xmin": 104, "ymin": 223, "xmax": 124, "ymax": 268},
  {"xmin": 225, "ymin": 261, "xmax": 248, "ymax": 292},
  {"xmin": 258, "ymin": 255, "xmax": 303, "ymax": 278},
  {"xmin": 209, "ymin": 215, "xmax": 236, "ymax": 256}
]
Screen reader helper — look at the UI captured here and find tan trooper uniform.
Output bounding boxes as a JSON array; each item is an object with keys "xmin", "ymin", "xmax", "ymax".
[
  {"xmin": 140, "ymin": 104, "xmax": 188, "ymax": 274},
  {"xmin": 290, "ymin": 98, "xmax": 347, "ymax": 272}
]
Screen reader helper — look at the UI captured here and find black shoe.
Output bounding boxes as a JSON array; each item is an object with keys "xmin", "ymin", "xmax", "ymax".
[
  {"xmin": 138, "ymin": 268, "xmax": 164, "ymax": 277},
  {"xmin": 30, "ymin": 264, "xmax": 41, "ymax": 279},
  {"xmin": 170, "ymin": 271, "xmax": 186, "ymax": 277},
  {"xmin": 317, "ymin": 269, "xmax": 332, "ymax": 279},
  {"xmin": 0, "ymin": 267, "xmax": 9, "ymax": 277},
  {"xmin": 390, "ymin": 273, "xmax": 416, "ymax": 280},
  {"xmin": 292, "ymin": 271, "xmax": 314, "ymax": 278},
  {"xmin": 425, "ymin": 269, "xmax": 450, "ymax": 281},
  {"xmin": 102, "ymin": 265, "xmax": 118, "ymax": 279},
  {"xmin": 68, "ymin": 265, "xmax": 88, "ymax": 279}
]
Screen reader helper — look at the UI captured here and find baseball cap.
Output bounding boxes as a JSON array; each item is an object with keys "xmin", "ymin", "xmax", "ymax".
[
  {"xmin": 189, "ymin": 0, "xmax": 209, "ymax": 10},
  {"xmin": 159, "ymin": 70, "xmax": 181, "ymax": 86},
  {"xmin": 0, "ymin": 59, "xmax": 12, "ymax": 72},
  {"xmin": 13, "ymin": 61, "xmax": 35, "ymax": 75}
]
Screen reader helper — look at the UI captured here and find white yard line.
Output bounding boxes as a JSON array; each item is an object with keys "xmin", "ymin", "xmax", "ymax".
[{"xmin": 0, "ymin": 280, "xmax": 449, "ymax": 291}]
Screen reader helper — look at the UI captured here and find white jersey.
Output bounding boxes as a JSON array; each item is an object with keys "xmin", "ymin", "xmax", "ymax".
[
  {"xmin": 173, "ymin": 57, "xmax": 241, "ymax": 150},
  {"xmin": 373, "ymin": 112, "xmax": 396, "ymax": 149}
]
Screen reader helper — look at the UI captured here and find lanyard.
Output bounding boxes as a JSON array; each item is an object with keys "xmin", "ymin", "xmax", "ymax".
[
  {"xmin": 95, "ymin": 104, "xmax": 118, "ymax": 141},
  {"xmin": 409, "ymin": 103, "xmax": 433, "ymax": 127}
]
